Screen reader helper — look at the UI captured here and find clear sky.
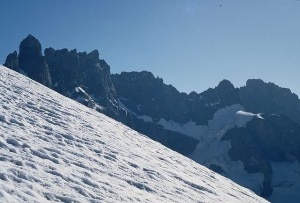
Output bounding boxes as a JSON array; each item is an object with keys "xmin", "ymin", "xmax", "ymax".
[{"xmin": 1, "ymin": 0, "xmax": 300, "ymax": 95}]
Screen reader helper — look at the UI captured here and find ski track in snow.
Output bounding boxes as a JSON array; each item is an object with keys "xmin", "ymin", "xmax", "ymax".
[{"xmin": 0, "ymin": 66, "xmax": 268, "ymax": 202}]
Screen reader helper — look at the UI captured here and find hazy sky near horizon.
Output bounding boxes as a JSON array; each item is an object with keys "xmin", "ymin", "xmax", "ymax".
[{"xmin": 1, "ymin": 0, "xmax": 300, "ymax": 95}]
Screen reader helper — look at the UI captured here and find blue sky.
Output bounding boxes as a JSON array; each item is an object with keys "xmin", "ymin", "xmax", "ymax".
[{"xmin": 1, "ymin": 0, "xmax": 300, "ymax": 95}]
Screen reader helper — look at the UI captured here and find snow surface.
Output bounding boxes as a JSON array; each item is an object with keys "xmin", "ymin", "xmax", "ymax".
[
  {"xmin": 236, "ymin": 111, "xmax": 264, "ymax": 120},
  {"xmin": 137, "ymin": 115, "xmax": 153, "ymax": 123},
  {"xmin": 186, "ymin": 105, "xmax": 265, "ymax": 194},
  {"xmin": 158, "ymin": 119, "xmax": 204, "ymax": 139},
  {"xmin": 126, "ymin": 104, "xmax": 267, "ymax": 195},
  {"xmin": 0, "ymin": 66, "xmax": 268, "ymax": 202},
  {"xmin": 157, "ymin": 104, "xmax": 259, "ymax": 140}
]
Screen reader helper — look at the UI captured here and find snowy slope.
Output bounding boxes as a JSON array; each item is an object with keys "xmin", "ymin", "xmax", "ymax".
[
  {"xmin": 150, "ymin": 105, "xmax": 265, "ymax": 194},
  {"xmin": 188, "ymin": 105, "xmax": 265, "ymax": 194},
  {"xmin": 0, "ymin": 65, "xmax": 268, "ymax": 203}
]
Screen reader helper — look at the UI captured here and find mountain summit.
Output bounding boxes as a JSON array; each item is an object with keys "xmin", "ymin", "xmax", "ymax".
[{"xmin": 0, "ymin": 65, "xmax": 267, "ymax": 202}]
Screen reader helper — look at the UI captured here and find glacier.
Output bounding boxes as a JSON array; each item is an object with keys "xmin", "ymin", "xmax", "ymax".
[{"xmin": 0, "ymin": 65, "xmax": 268, "ymax": 202}]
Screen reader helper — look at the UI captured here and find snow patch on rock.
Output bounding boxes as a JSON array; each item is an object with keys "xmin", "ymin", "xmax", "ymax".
[{"xmin": 236, "ymin": 110, "xmax": 264, "ymax": 120}]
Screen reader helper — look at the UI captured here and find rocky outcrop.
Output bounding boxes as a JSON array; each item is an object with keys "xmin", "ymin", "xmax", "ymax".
[
  {"xmin": 44, "ymin": 48, "xmax": 118, "ymax": 110},
  {"xmin": 112, "ymin": 71, "xmax": 189, "ymax": 123},
  {"xmin": 222, "ymin": 114, "xmax": 300, "ymax": 197},
  {"xmin": 187, "ymin": 79, "xmax": 240, "ymax": 125},
  {"xmin": 240, "ymin": 79, "xmax": 300, "ymax": 125},
  {"xmin": 125, "ymin": 114, "xmax": 199, "ymax": 155},
  {"xmin": 4, "ymin": 51, "xmax": 19, "ymax": 72},
  {"xmin": 223, "ymin": 114, "xmax": 300, "ymax": 164},
  {"xmin": 18, "ymin": 35, "xmax": 52, "ymax": 87},
  {"xmin": 112, "ymin": 73, "xmax": 240, "ymax": 125},
  {"xmin": 4, "ymin": 35, "xmax": 52, "ymax": 87},
  {"xmin": 44, "ymin": 47, "xmax": 80, "ymax": 94},
  {"xmin": 3, "ymin": 35, "xmax": 199, "ymax": 156},
  {"xmin": 5, "ymin": 35, "xmax": 119, "ymax": 118}
]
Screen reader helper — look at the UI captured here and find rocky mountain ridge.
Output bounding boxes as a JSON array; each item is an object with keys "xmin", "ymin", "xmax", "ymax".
[
  {"xmin": 4, "ymin": 35, "xmax": 300, "ymax": 202},
  {"xmin": 4, "ymin": 35, "xmax": 199, "ymax": 156}
]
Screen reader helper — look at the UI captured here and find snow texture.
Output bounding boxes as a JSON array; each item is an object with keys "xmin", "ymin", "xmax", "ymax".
[
  {"xmin": 186, "ymin": 105, "xmax": 264, "ymax": 193},
  {"xmin": 137, "ymin": 115, "xmax": 153, "ymax": 123},
  {"xmin": 0, "ymin": 66, "xmax": 268, "ymax": 203},
  {"xmin": 158, "ymin": 119, "xmax": 204, "ymax": 139}
]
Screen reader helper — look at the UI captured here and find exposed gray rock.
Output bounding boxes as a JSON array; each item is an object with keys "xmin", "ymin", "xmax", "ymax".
[
  {"xmin": 18, "ymin": 34, "xmax": 52, "ymax": 87},
  {"xmin": 4, "ymin": 51, "xmax": 19, "ymax": 72}
]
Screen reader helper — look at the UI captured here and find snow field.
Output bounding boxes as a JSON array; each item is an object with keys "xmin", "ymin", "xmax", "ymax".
[{"xmin": 0, "ymin": 66, "xmax": 268, "ymax": 202}]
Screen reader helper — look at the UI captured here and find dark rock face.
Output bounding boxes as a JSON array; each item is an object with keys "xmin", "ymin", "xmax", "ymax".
[
  {"xmin": 216, "ymin": 79, "xmax": 240, "ymax": 105},
  {"xmin": 44, "ymin": 47, "xmax": 80, "ymax": 94},
  {"xmin": 125, "ymin": 114, "xmax": 199, "ymax": 155},
  {"xmin": 44, "ymin": 48, "xmax": 118, "ymax": 111},
  {"xmin": 3, "ymin": 35, "xmax": 198, "ymax": 156},
  {"xmin": 18, "ymin": 35, "xmax": 52, "ymax": 87},
  {"xmin": 5, "ymin": 35, "xmax": 119, "ymax": 118},
  {"xmin": 224, "ymin": 114, "xmax": 300, "ymax": 163},
  {"xmin": 112, "ymin": 73, "xmax": 240, "ymax": 125},
  {"xmin": 4, "ymin": 51, "xmax": 19, "ymax": 72},
  {"xmin": 188, "ymin": 79, "xmax": 240, "ymax": 125},
  {"xmin": 209, "ymin": 164, "xmax": 226, "ymax": 174},
  {"xmin": 69, "ymin": 87, "xmax": 103, "ymax": 112},
  {"xmin": 112, "ymin": 71, "xmax": 189, "ymax": 123},
  {"xmin": 222, "ymin": 114, "xmax": 300, "ymax": 197},
  {"xmin": 240, "ymin": 79, "xmax": 300, "ymax": 125}
]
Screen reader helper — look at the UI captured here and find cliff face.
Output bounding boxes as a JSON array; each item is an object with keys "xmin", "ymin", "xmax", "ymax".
[
  {"xmin": 5, "ymin": 35, "xmax": 52, "ymax": 87},
  {"xmin": 112, "ymin": 73, "xmax": 240, "ymax": 125},
  {"xmin": 5, "ymin": 35, "xmax": 119, "ymax": 118},
  {"xmin": 240, "ymin": 79, "xmax": 300, "ymax": 125},
  {"xmin": 18, "ymin": 35, "xmax": 52, "ymax": 87},
  {"xmin": 4, "ymin": 51, "xmax": 19, "ymax": 72},
  {"xmin": 44, "ymin": 48, "xmax": 117, "ymax": 108},
  {"xmin": 222, "ymin": 114, "xmax": 300, "ymax": 197}
]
